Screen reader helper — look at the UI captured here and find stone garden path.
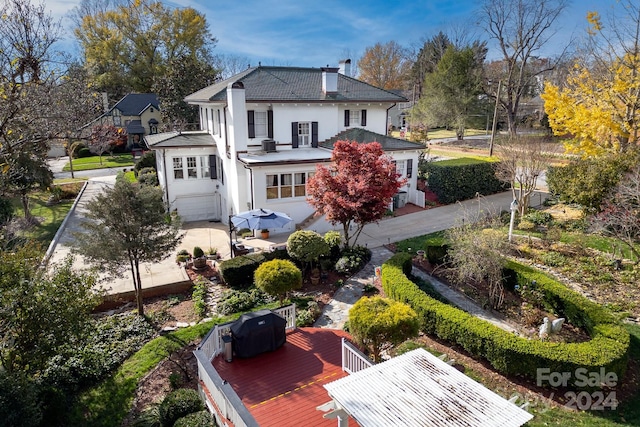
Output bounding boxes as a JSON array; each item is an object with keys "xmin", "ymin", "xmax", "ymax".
[{"xmin": 314, "ymin": 248, "xmax": 517, "ymax": 334}]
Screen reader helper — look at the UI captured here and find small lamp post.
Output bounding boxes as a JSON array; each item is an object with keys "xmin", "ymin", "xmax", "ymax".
[{"xmin": 508, "ymin": 198, "xmax": 518, "ymax": 243}]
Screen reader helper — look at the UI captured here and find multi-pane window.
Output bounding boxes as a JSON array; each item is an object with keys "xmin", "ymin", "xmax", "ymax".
[
  {"xmin": 113, "ymin": 109, "xmax": 121, "ymax": 126},
  {"xmin": 349, "ymin": 110, "xmax": 360, "ymax": 126},
  {"xmin": 173, "ymin": 156, "xmax": 213, "ymax": 180},
  {"xmin": 298, "ymin": 122, "xmax": 310, "ymax": 146},
  {"xmin": 187, "ymin": 157, "xmax": 197, "ymax": 178},
  {"xmin": 255, "ymin": 111, "xmax": 267, "ymax": 137},
  {"xmin": 200, "ymin": 156, "xmax": 210, "ymax": 178},
  {"xmin": 395, "ymin": 160, "xmax": 406, "ymax": 177},
  {"xmin": 280, "ymin": 174, "xmax": 293, "ymax": 198},
  {"xmin": 294, "ymin": 173, "xmax": 306, "ymax": 197},
  {"xmin": 173, "ymin": 158, "xmax": 184, "ymax": 179},
  {"xmin": 266, "ymin": 172, "xmax": 314, "ymax": 199},
  {"xmin": 266, "ymin": 174, "xmax": 279, "ymax": 199}
]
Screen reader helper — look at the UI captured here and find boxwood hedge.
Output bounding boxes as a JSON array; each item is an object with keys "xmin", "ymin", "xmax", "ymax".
[
  {"xmin": 423, "ymin": 158, "xmax": 507, "ymax": 204},
  {"xmin": 381, "ymin": 254, "xmax": 629, "ymax": 382}
]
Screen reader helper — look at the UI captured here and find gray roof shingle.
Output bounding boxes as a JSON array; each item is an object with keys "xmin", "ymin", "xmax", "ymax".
[
  {"xmin": 320, "ymin": 128, "xmax": 425, "ymax": 151},
  {"xmin": 184, "ymin": 66, "xmax": 407, "ymax": 104},
  {"xmin": 112, "ymin": 93, "xmax": 160, "ymax": 115}
]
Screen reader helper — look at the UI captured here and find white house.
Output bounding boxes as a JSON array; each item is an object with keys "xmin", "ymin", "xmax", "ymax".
[{"xmin": 145, "ymin": 64, "xmax": 425, "ymax": 232}]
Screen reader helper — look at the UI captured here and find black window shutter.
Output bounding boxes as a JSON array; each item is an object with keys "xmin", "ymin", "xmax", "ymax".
[
  {"xmin": 219, "ymin": 160, "xmax": 224, "ymax": 185},
  {"xmin": 406, "ymin": 159, "xmax": 413, "ymax": 178},
  {"xmin": 344, "ymin": 110, "xmax": 350, "ymax": 127},
  {"xmin": 361, "ymin": 109, "xmax": 367, "ymax": 126},
  {"xmin": 247, "ymin": 110, "xmax": 255, "ymax": 138},
  {"xmin": 291, "ymin": 122, "xmax": 299, "ymax": 148},
  {"xmin": 210, "ymin": 154, "xmax": 217, "ymax": 179},
  {"xmin": 311, "ymin": 122, "xmax": 318, "ymax": 147},
  {"xmin": 217, "ymin": 110, "xmax": 222, "ymax": 136},
  {"xmin": 267, "ymin": 110, "xmax": 273, "ymax": 138}
]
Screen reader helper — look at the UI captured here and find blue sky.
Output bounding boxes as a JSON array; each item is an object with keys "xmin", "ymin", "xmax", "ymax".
[{"xmin": 46, "ymin": 0, "xmax": 612, "ymax": 69}]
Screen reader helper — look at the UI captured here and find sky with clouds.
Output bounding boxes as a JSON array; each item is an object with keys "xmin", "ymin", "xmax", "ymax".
[{"xmin": 46, "ymin": 0, "xmax": 613, "ymax": 69}]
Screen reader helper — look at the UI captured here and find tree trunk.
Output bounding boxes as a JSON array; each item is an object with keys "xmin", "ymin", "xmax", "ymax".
[
  {"xmin": 21, "ymin": 193, "xmax": 33, "ymax": 223},
  {"xmin": 134, "ymin": 258, "xmax": 144, "ymax": 316}
]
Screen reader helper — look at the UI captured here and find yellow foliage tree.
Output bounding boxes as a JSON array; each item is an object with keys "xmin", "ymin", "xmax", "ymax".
[
  {"xmin": 542, "ymin": 3, "xmax": 640, "ymax": 157},
  {"xmin": 542, "ymin": 53, "xmax": 640, "ymax": 157}
]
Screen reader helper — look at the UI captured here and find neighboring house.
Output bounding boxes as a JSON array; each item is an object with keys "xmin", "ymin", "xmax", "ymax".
[
  {"xmin": 387, "ymin": 89, "xmax": 416, "ymax": 131},
  {"xmin": 145, "ymin": 65, "xmax": 425, "ymax": 230},
  {"xmin": 93, "ymin": 93, "xmax": 162, "ymax": 150}
]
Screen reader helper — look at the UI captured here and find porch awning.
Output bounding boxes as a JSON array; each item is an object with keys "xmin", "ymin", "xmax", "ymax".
[
  {"xmin": 126, "ymin": 120, "xmax": 145, "ymax": 134},
  {"xmin": 324, "ymin": 348, "xmax": 533, "ymax": 427}
]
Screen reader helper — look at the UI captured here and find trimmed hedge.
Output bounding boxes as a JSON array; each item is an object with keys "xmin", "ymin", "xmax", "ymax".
[
  {"xmin": 382, "ymin": 254, "xmax": 630, "ymax": 382},
  {"xmin": 423, "ymin": 158, "xmax": 507, "ymax": 204},
  {"xmin": 218, "ymin": 253, "xmax": 265, "ymax": 289}
]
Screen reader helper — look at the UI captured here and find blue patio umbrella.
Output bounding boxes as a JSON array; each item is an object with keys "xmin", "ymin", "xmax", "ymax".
[{"xmin": 230, "ymin": 208, "xmax": 292, "ymax": 231}]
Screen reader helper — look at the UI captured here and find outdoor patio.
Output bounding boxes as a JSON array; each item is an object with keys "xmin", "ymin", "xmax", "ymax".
[{"xmin": 202, "ymin": 327, "xmax": 358, "ymax": 426}]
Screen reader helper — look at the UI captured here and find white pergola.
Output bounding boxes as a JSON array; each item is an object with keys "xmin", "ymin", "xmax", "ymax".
[{"xmin": 322, "ymin": 348, "xmax": 533, "ymax": 427}]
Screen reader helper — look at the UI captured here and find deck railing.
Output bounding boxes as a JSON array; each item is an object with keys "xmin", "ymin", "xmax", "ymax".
[
  {"xmin": 341, "ymin": 337, "xmax": 374, "ymax": 374},
  {"xmin": 195, "ymin": 305, "xmax": 298, "ymax": 425},
  {"xmin": 198, "ymin": 304, "xmax": 296, "ymax": 361},
  {"xmin": 195, "ymin": 349, "xmax": 259, "ymax": 427}
]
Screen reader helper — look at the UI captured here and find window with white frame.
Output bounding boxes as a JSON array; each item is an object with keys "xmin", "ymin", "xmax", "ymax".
[
  {"xmin": 173, "ymin": 158, "xmax": 184, "ymax": 179},
  {"xmin": 266, "ymin": 172, "xmax": 314, "ymax": 199},
  {"xmin": 113, "ymin": 109, "xmax": 121, "ymax": 126},
  {"xmin": 200, "ymin": 156, "xmax": 210, "ymax": 178},
  {"xmin": 349, "ymin": 110, "xmax": 360, "ymax": 126},
  {"xmin": 255, "ymin": 111, "xmax": 267, "ymax": 137},
  {"xmin": 395, "ymin": 160, "xmax": 406, "ymax": 177},
  {"xmin": 298, "ymin": 122, "xmax": 310, "ymax": 146},
  {"xmin": 173, "ymin": 156, "xmax": 213, "ymax": 180},
  {"xmin": 187, "ymin": 157, "xmax": 197, "ymax": 178}
]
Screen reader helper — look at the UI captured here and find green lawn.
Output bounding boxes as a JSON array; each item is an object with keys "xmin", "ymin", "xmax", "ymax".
[
  {"xmin": 12, "ymin": 191, "xmax": 76, "ymax": 245},
  {"xmin": 63, "ymin": 153, "xmax": 135, "ymax": 171}
]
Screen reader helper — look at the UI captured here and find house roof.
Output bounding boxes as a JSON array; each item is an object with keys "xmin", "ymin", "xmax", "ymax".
[
  {"xmin": 320, "ymin": 128, "xmax": 425, "ymax": 151},
  {"xmin": 238, "ymin": 147, "xmax": 333, "ymax": 166},
  {"xmin": 185, "ymin": 66, "xmax": 407, "ymax": 104},
  {"xmin": 145, "ymin": 131, "xmax": 215, "ymax": 148},
  {"xmin": 111, "ymin": 93, "xmax": 160, "ymax": 116},
  {"xmin": 324, "ymin": 348, "xmax": 533, "ymax": 427},
  {"xmin": 126, "ymin": 120, "xmax": 145, "ymax": 134}
]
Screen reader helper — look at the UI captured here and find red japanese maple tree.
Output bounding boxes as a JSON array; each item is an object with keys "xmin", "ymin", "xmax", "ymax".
[
  {"xmin": 88, "ymin": 124, "xmax": 126, "ymax": 164},
  {"xmin": 307, "ymin": 140, "xmax": 405, "ymax": 248}
]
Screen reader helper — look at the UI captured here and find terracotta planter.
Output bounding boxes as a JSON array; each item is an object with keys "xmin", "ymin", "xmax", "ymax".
[
  {"xmin": 261, "ymin": 231, "xmax": 270, "ymax": 239},
  {"xmin": 311, "ymin": 276, "xmax": 320, "ymax": 285}
]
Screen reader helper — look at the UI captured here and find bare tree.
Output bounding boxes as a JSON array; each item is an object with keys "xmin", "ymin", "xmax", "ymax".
[
  {"xmin": 212, "ymin": 54, "xmax": 251, "ymax": 80},
  {"xmin": 0, "ymin": 0, "xmax": 63, "ymax": 220},
  {"xmin": 480, "ymin": 0, "xmax": 569, "ymax": 136},
  {"xmin": 591, "ymin": 166, "xmax": 640, "ymax": 263},
  {"xmin": 495, "ymin": 136, "xmax": 551, "ymax": 216},
  {"xmin": 446, "ymin": 216, "xmax": 509, "ymax": 309}
]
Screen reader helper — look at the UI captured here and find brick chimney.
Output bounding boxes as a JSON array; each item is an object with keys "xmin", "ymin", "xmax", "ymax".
[{"xmin": 321, "ymin": 67, "xmax": 339, "ymax": 93}]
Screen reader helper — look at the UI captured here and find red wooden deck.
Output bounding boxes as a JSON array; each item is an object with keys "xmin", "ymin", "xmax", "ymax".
[{"xmin": 212, "ymin": 327, "xmax": 358, "ymax": 427}]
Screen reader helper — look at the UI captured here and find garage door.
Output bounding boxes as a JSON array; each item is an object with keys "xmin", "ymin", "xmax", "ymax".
[{"xmin": 171, "ymin": 194, "xmax": 221, "ymax": 222}]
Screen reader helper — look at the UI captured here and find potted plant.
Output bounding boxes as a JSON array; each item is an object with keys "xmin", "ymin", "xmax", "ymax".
[
  {"xmin": 310, "ymin": 267, "xmax": 321, "ymax": 285},
  {"xmin": 192, "ymin": 246, "xmax": 207, "ymax": 269},
  {"xmin": 176, "ymin": 249, "xmax": 191, "ymax": 264},
  {"xmin": 206, "ymin": 247, "xmax": 220, "ymax": 260},
  {"xmin": 261, "ymin": 228, "xmax": 270, "ymax": 239}
]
